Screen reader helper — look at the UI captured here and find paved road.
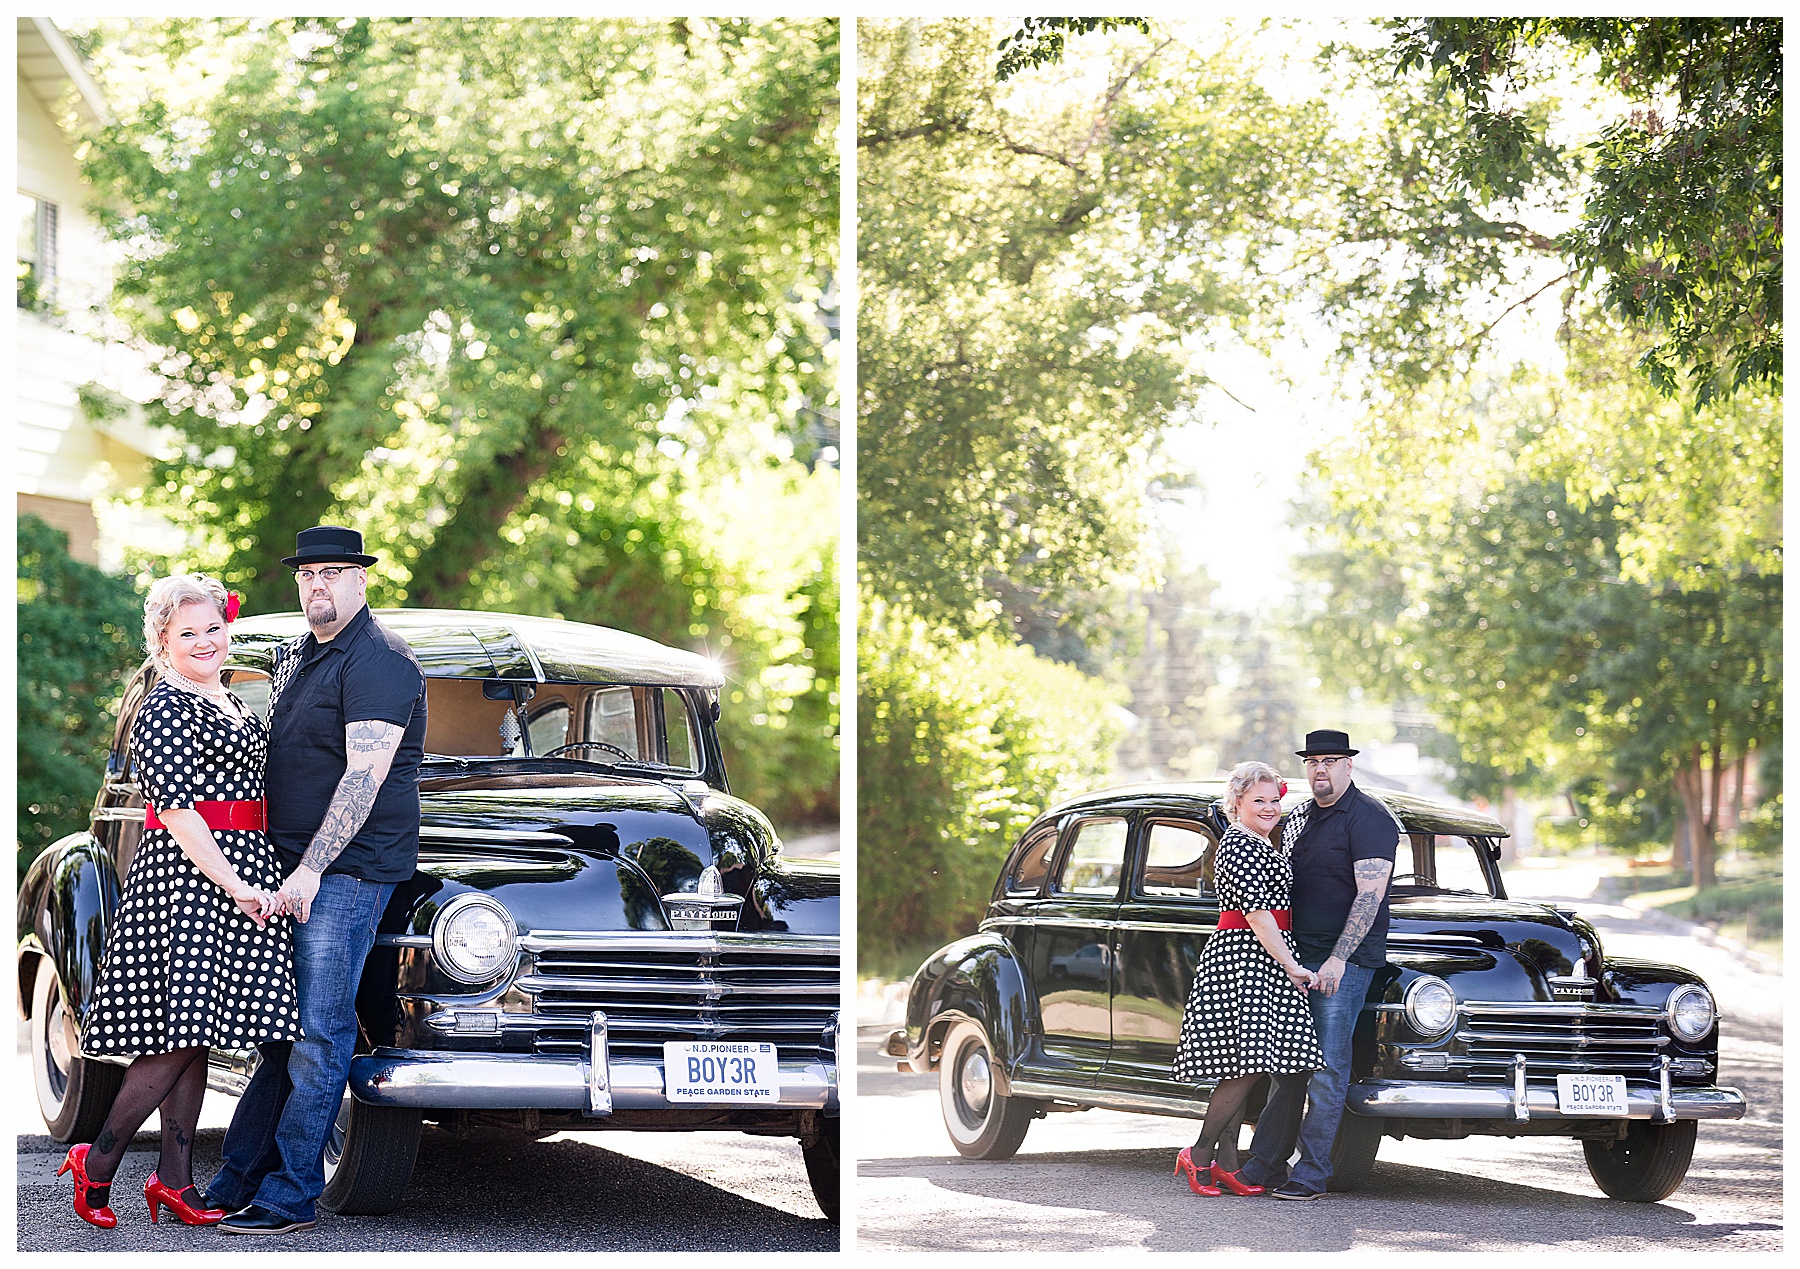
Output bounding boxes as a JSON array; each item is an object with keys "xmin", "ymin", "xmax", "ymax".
[
  {"xmin": 16, "ymin": 1025, "xmax": 836, "ymax": 1252},
  {"xmin": 856, "ymin": 897, "xmax": 1782, "ymax": 1253}
]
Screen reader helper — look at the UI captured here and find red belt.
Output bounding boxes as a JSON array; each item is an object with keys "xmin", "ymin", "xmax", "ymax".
[
  {"xmin": 1217, "ymin": 909, "xmax": 1291, "ymax": 930},
  {"xmin": 144, "ymin": 799, "xmax": 267, "ymax": 832}
]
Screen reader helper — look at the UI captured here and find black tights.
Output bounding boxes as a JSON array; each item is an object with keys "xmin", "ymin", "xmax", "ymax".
[
  {"xmin": 84, "ymin": 1046, "xmax": 210, "ymax": 1198},
  {"xmin": 1191, "ymin": 1073, "xmax": 1264, "ymax": 1173}
]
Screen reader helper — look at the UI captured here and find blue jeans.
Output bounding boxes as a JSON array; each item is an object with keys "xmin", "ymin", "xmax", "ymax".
[
  {"xmin": 1241, "ymin": 956, "xmax": 1376, "ymax": 1193},
  {"xmin": 208, "ymin": 874, "xmax": 394, "ymax": 1221}
]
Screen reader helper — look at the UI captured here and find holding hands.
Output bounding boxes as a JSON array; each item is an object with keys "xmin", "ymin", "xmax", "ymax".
[
  {"xmin": 231, "ymin": 883, "xmax": 281, "ymax": 928},
  {"xmin": 276, "ymin": 865, "xmax": 322, "ymax": 924},
  {"xmin": 1283, "ymin": 962, "xmax": 1317, "ymax": 994}
]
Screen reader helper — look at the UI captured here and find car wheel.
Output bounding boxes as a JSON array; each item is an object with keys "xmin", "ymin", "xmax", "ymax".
[
  {"xmin": 800, "ymin": 1114, "xmax": 839, "ymax": 1221},
  {"xmin": 29, "ymin": 958, "xmax": 123, "ymax": 1142},
  {"xmin": 1324, "ymin": 1109, "xmax": 1384, "ymax": 1192},
  {"xmin": 1582, "ymin": 1118, "xmax": 1696, "ymax": 1202},
  {"xmin": 319, "ymin": 1090, "xmax": 423, "ymax": 1215},
  {"xmin": 938, "ymin": 1020, "xmax": 1038, "ymax": 1160}
]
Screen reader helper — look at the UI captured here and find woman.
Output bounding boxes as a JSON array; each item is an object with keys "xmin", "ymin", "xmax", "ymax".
[
  {"xmin": 58, "ymin": 574, "xmax": 301, "ymax": 1229},
  {"xmin": 1170, "ymin": 760, "xmax": 1324, "ymax": 1196}
]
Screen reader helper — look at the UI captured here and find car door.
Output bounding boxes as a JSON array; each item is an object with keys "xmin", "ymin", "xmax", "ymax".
[
  {"xmin": 1020, "ymin": 813, "xmax": 1130, "ymax": 1082},
  {"xmin": 1106, "ymin": 814, "xmax": 1222, "ymax": 1098}
]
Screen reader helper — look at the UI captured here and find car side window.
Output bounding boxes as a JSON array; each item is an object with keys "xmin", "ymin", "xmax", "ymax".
[
  {"xmin": 1051, "ymin": 817, "xmax": 1129, "ymax": 897},
  {"xmin": 1004, "ymin": 825, "xmax": 1059, "ymax": 896},
  {"xmin": 660, "ymin": 689, "xmax": 700, "ymax": 771},
  {"xmin": 1137, "ymin": 820, "xmax": 1218, "ymax": 900},
  {"xmin": 586, "ymin": 685, "xmax": 640, "ymax": 758}
]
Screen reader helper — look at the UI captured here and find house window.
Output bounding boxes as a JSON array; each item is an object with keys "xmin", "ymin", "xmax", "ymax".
[{"xmin": 19, "ymin": 193, "xmax": 57, "ymax": 309}]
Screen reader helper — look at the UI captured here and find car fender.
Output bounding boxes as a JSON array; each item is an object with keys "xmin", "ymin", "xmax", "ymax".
[
  {"xmin": 17, "ymin": 833, "xmax": 120, "ymax": 1028},
  {"xmin": 900, "ymin": 932, "xmax": 1040, "ymax": 1088}
]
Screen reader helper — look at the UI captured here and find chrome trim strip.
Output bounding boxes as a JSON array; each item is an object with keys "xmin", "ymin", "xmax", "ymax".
[
  {"xmin": 587, "ymin": 1011, "xmax": 612, "ymax": 1115},
  {"xmin": 981, "ymin": 917, "xmax": 1122, "ymax": 934},
  {"xmin": 514, "ymin": 973, "xmax": 831, "ymax": 998},
  {"xmin": 1452, "ymin": 1029, "xmax": 1668, "ymax": 1048},
  {"xmin": 520, "ymin": 931, "xmax": 838, "ymax": 954},
  {"xmin": 1460, "ymin": 1002, "xmax": 1665, "ymax": 1020},
  {"xmin": 1348, "ymin": 1080, "xmax": 1746, "ymax": 1122},
  {"xmin": 1007, "ymin": 1078, "xmax": 1208, "ymax": 1121},
  {"xmin": 375, "ymin": 933, "xmax": 434, "ymax": 948},
  {"xmin": 348, "ymin": 1049, "xmax": 836, "ymax": 1111},
  {"xmin": 1388, "ymin": 932, "xmax": 1493, "ymax": 946},
  {"xmin": 419, "ymin": 827, "xmax": 576, "ymax": 848},
  {"xmin": 91, "ymin": 808, "xmax": 147, "ymax": 823},
  {"xmin": 1111, "ymin": 920, "xmax": 1216, "ymax": 936}
]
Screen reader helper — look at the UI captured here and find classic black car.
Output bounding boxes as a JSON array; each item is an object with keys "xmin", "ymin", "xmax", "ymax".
[
  {"xmin": 886, "ymin": 781, "xmax": 1745, "ymax": 1202},
  {"xmin": 19, "ymin": 610, "xmax": 841, "ymax": 1220}
]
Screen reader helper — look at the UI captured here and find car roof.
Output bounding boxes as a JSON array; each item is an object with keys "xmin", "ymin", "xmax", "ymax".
[
  {"xmin": 227, "ymin": 609, "xmax": 725, "ymax": 688},
  {"xmin": 1042, "ymin": 779, "xmax": 1511, "ymax": 838}
]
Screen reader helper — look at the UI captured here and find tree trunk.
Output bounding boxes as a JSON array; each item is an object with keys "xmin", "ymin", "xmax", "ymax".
[
  {"xmin": 406, "ymin": 421, "xmax": 567, "ymax": 607},
  {"xmin": 1672, "ymin": 748, "xmax": 1716, "ymax": 890}
]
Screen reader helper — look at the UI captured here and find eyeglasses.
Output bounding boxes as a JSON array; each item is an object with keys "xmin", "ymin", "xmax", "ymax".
[
  {"xmin": 1301, "ymin": 756, "xmax": 1349, "ymax": 769},
  {"xmin": 293, "ymin": 566, "xmax": 360, "ymax": 584}
]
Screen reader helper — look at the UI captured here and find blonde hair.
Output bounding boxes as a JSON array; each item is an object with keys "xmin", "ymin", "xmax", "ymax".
[
  {"xmin": 1223, "ymin": 760, "xmax": 1285, "ymax": 823},
  {"xmin": 144, "ymin": 573, "xmax": 231, "ymax": 665}
]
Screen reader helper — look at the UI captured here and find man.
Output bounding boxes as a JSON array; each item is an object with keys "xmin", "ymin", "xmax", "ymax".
[
  {"xmin": 1239, "ymin": 728, "xmax": 1399, "ymax": 1201},
  {"xmin": 206, "ymin": 526, "xmax": 427, "ymax": 1235}
]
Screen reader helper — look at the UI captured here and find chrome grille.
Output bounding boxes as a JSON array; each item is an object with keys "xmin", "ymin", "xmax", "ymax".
[
  {"xmin": 515, "ymin": 933, "xmax": 837, "ymax": 1061},
  {"xmin": 1455, "ymin": 1003, "xmax": 1667, "ymax": 1081}
]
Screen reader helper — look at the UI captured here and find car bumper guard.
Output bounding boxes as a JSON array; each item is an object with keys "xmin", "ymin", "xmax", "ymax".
[{"xmin": 1348, "ymin": 1076, "xmax": 1747, "ymax": 1123}]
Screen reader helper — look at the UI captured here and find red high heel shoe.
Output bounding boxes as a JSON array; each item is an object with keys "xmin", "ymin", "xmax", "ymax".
[
  {"xmin": 1173, "ymin": 1146, "xmax": 1223, "ymax": 1196},
  {"xmin": 1211, "ymin": 1163, "xmax": 1266, "ymax": 1196},
  {"xmin": 145, "ymin": 1172, "xmax": 226, "ymax": 1225},
  {"xmin": 57, "ymin": 1143, "xmax": 117, "ymax": 1229}
]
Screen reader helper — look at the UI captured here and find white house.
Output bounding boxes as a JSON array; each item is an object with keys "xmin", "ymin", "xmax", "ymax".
[{"xmin": 16, "ymin": 15, "xmax": 172, "ymax": 568}]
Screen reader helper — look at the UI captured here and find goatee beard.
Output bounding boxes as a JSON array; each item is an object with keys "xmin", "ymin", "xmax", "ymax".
[{"xmin": 307, "ymin": 600, "xmax": 338, "ymax": 630}]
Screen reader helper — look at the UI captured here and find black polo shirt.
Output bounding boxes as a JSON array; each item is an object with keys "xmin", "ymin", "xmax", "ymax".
[
  {"xmin": 1287, "ymin": 781, "xmax": 1403, "ymax": 968},
  {"xmin": 265, "ymin": 604, "xmax": 427, "ymax": 883}
]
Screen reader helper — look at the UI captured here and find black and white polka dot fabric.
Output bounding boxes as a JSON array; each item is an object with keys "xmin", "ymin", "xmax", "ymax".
[
  {"xmin": 1172, "ymin": 825, "xmax": 1324, "ymax": 1082},
  {"xmin": 81, "ymin": 681, "xmax": 301, "ymax": 1057}
]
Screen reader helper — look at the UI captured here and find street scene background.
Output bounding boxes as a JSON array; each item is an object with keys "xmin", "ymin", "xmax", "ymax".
[{"xmin": 855, "ymin": 14, "xmax": 1781, "ymax": 1251}]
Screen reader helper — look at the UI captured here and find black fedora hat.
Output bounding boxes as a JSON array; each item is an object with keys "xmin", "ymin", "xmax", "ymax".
[
  {"xmin": 280, "ymin": 525, "xmax": 378, "ymax": 569},
  {"xmin": 1295, "ymin": 728, "xmax": 1359, "ymax": 758}
]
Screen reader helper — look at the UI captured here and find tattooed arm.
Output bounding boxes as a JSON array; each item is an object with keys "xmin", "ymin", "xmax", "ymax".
[
  {"xmin": 1314, "ymin": 857, "xmax": 1395, "ymax": 997},
  {"xmin": 277, "ymin": 719, "xmax": 405, "ymax": 921}
]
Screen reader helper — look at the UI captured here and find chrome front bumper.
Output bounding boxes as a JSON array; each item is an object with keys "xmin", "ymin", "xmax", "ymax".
[
  {"xmin": 1349, "ymin": 1077, "xmax": 1747, "ymax": 1123},
  {"xmin": 349, "ymin": 1009, "xmax": 841, "ymax": 1115}
]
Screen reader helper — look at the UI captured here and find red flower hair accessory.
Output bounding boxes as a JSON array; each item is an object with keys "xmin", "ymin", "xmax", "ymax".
[
  {"xmin": 225, "ymin": 592, "xmax": 241, "ymax": 623},
  {"xmin": 1278, "ymin": 780, "xmax": 1288, "ymax": 798}
]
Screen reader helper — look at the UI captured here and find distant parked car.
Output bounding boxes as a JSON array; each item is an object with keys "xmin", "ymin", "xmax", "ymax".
[
  {"xmin": 887, "ymin": 781, "xmax": 1744, "ymax": 1201},
  {"xmin": 20, "ymin": 610, "xmax": 841, "ymax": 1221}
]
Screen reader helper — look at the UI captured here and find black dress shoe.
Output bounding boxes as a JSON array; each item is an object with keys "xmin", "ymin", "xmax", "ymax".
[
  {"xmin": 217, "ymin": 1203, "xmax": 317, "ymax": 1235},
  {"xmin": 1270, "ymin": 1181, "xmax": 1323, "ymax": 1201}
]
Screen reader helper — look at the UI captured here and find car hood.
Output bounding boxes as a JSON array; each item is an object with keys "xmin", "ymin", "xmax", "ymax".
[
  {"xmin": 1388, "ymin": 895, "xmax": 1599, "ymax": 1000},
  {"xmin": 404, "ymin": 778, "xmax": 836, "ymax": 937}
]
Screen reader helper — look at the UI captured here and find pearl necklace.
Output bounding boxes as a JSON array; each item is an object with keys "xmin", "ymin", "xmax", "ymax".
[{"xmin": 160, "ymin": 663, "xmax": 242, "ymax": 714}]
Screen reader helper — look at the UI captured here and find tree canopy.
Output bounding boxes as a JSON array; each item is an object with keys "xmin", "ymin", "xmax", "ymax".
[{"xmin": 70, "ymin": 16, "xmax": 841, "ymax": 828}]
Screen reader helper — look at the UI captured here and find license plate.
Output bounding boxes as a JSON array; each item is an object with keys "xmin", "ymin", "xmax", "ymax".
[
  {"xmin": 1556, "ymin": 1073, "xmax": 1629, "ymax": 1116},
  {"xmin": 663, "ymin": 1041, "xmax": 780, "ymax": 1102}
]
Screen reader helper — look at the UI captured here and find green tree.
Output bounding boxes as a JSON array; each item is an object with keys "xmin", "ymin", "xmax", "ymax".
[
  {"xmin": 859, "ymin": 612, "xmax": 1120, "ymax": 954},
  {"xmin": 1389, "ymin": 18, "xmax": 1781, "ymax": 402},
  {"xmin": 80, "ymin": 16, "xmax": 837, "ymax": 609},
  {"xmin": 17, "ymin": 517, "xmax": 145, "ymax": 878},
  {"xmin": 858, "ymin": 17, "xmax": 1326, "ymax": 633},
  {"xmin": 1296, "ymin": 366, "xmax": 1780, "ymax": 888},
  {"xmin": 73, "ymin": 17, "xmax": 839, "ymax": 828}
]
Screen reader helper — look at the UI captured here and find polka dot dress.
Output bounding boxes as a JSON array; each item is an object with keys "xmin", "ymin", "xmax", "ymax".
[
  {"xmin": 81, "ymin": 681, "xmax": 301, "ymax": 1057},
  {"xmin": 1172, "ymin": 825, "xmax": 1324, "ymax": 1082}
]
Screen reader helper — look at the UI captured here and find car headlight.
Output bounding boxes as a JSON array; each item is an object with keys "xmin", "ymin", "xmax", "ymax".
[
  {"xmin": 1666, "ymin": 983, "xmax": 1715, "ymax": 1041},
  {"xmin": 1403, "ymin": 975, "xmax": 1458, "ymax": 1038},
  {"xmin": 432, "ymin": 894, "xmax": 518, "ymax": 984}
]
